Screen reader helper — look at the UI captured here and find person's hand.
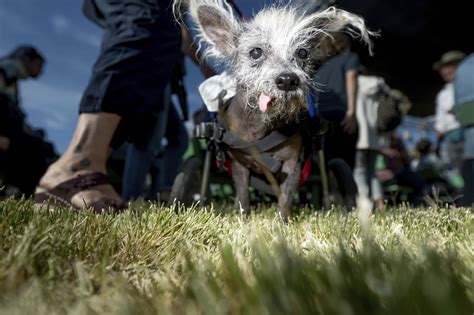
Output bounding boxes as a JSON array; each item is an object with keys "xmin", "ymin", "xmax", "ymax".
[
  {"xmin": 0, "ymin": 136, "xmax": 10, "ymax": 151},
  {"xmin": 341, "ymin": 111, "xmax": 357, "ymax": 134}
]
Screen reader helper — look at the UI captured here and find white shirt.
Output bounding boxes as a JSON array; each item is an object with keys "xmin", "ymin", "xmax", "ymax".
[
  {"xmin": 356, "ymin": 75, "xmax": 389, "ymax": 150},
  {"xmin": 434, "ymin": 83, "xmax": 460, "ymax": 134}
]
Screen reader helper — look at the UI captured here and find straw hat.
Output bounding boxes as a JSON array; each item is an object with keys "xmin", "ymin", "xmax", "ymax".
[{"xmin": 432, "ymin": 51, "xmax": 466, "ymax": 71}]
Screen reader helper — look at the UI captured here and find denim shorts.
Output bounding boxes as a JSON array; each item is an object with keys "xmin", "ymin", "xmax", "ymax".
[{"xmin": 79, "ymin": 0, "xmax": 181, "ymax": 148}]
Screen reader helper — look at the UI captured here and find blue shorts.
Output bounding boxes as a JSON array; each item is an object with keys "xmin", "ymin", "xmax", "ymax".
[{"xmin": 79, "ymin": 0, "xmax": 181, "ymax": 149}]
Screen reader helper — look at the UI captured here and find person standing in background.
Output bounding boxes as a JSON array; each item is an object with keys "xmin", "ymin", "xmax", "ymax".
[
  {"xmin": 121, "ymin": 23, "xmax": 215, "ymax": 202},
  {"xmin": 353, "ymin": 73, "xmax": 390, "ymax": 210},
  {"xmin": 0, "ymin": 46, "xmax": 57, "ymax": 196},
  {"xmin": 433, "ymin": 51, "xmax": 466, "ymax": 176},
  {"xmin": 0, "ymin": 46, "xmax": 45, "ymax": 144},
  {"xmin": 315, "ymin": 32, "xmax": 359, "ymax": 169}
]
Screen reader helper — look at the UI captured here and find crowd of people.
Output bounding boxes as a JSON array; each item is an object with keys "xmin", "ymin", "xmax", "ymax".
[
  {"xmin": 1, "ymin": 0, "xmax": 473, "ymax": 211},
  {"xmin": 347, "ymin": 50, "xmax": 474, "ymax": 207}
]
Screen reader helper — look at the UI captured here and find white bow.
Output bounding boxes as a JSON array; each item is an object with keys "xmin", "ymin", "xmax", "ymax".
[{"xmin": 198, "ymin": 72, "xmax": 237, "ymax": 112}]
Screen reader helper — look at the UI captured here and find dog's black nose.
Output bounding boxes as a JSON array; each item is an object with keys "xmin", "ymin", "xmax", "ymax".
[{"xmin": 275, "ymin": 73, "xmax": 300, "ymax": 91}]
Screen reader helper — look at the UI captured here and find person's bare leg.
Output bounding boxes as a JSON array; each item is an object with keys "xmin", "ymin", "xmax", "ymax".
[{"xmin": 39, "ymin": 113, "xmax": 122, "ymax": 208}]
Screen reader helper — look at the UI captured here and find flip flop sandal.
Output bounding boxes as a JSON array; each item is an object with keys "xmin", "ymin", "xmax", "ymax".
[{"xmin": 34, "ymin": 172, "xmax": 126, "ymax": 213}]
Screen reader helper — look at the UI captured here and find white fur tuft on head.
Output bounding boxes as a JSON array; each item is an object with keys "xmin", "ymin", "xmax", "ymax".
[
  {"xmin": 307, "ymin": 6, "xmax": 376, "ymax": 55},
  {"xmin": 175, "ymin": 1, "xmax": 375, "ymax": 62}
]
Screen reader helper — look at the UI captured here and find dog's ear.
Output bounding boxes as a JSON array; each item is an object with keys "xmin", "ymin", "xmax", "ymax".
[
  {"xmin": 182, "ymin": 0, "xmax": 242, "ymax": 59},
  {"xmin": 308, "ymin": 7, "xmax": 376, "ymax": 55}
]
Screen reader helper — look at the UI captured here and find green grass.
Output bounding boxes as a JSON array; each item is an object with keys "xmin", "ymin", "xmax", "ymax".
[{"xmin": 0, "ymin": 198, "xmax": 472, "ymax": 314}]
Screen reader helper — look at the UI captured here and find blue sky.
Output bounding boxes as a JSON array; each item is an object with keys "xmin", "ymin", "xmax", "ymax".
[{"xmin": 0, "ymin": 0, "xmax": 281, "ymax": 153}]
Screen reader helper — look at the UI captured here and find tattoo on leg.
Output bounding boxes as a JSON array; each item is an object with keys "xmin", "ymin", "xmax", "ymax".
[
  {"xmin": 73, "ymin": 126, "xmax": 90, "ymax": 154},
  {"xmin": 80, "ymin": 159, "xmax": 91, "ymax": 167},
  {"xmin": 70, "ymin": 158, "xmax": 92, "ymax": 173}
]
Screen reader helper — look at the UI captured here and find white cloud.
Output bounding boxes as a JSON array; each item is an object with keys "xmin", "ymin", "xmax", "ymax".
[{"xmin": 51, "ymin": 15, "xmax": 70, "ymax": 33}]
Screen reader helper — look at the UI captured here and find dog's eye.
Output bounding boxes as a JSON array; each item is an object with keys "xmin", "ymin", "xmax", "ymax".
[
  {"xmin": 250, "ymin": 47, "xmax": 263, "ymax": 60},
  {"xmin": 297, "ymin": 48, "xmax": 309, "ymax": 59}
]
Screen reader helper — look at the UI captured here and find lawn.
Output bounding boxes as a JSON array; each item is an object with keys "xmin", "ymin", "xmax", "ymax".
[{"xmin": 0, "ymin": 198, "xmax": 472, "ymax": 314}]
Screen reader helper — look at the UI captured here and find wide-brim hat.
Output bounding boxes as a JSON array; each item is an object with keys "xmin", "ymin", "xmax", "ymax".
[{"xmin": 433, "ymin": 50, "xmax": 466, "ymax": 71}]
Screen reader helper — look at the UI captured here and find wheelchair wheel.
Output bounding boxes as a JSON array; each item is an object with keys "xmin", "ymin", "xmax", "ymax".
[
  {"xmin": 325, "ymin": 158, "xmax": 358, "ymax": 211},
  {"xmin": 168, "ymin": 157, "xmax": 203, "ymax": 206}
]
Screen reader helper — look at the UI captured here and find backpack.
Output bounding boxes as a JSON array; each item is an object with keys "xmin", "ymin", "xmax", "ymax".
[{"xmin": 375, "ymin": 88, "xmax": 402, "ymax": 133}]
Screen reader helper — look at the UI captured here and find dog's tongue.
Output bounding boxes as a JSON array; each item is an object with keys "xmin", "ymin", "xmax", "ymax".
[{"xmin": 258, "ymin": 92, "xmax": 273, "ymax": 113}]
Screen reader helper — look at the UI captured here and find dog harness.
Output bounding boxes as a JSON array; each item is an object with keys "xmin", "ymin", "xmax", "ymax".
[{"xmin": 214, "ymin": 97, "xmax": 299, "ymax": 174}]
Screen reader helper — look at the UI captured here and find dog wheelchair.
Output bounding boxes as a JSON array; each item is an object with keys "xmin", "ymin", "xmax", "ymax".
[{"xmin": 169, "ymin": 92, "xmax": 358, "ymax": 211}]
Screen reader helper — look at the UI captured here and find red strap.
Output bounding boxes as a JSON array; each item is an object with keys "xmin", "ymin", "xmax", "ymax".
[
  {"xmin": 216, "ymin": 159, "xmax": 233, "ymax": 176},
  {"xmin": 225, "ymin": 160, "xmax": 233, "ymax": 176},
  {"xmin": 299, "ymin": 157, "xmax": 312, "ymax": 186}
]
